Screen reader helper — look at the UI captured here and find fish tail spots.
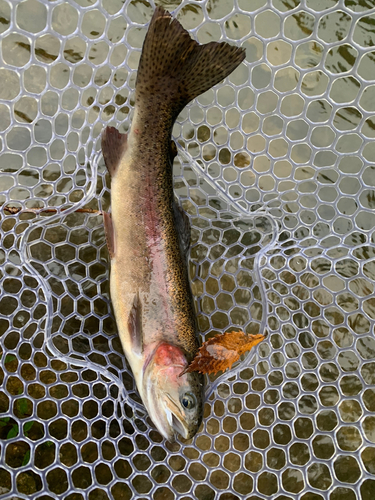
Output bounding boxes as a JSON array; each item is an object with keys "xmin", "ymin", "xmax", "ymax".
[{"xmin": 135, "ymin": 7, "xmax": 246, "ymax": 119}]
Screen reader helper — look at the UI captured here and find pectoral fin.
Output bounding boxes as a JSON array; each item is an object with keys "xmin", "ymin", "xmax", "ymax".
[
  {"xmin": 101, "ymin": 126, "xmax": 127, "ymax": 177},
  {"xmin": 128, "ymin": 292, "xmax": 143, "ymax": 355},
  {"xmin": 103, "ymin": 212, "xmax": 115, "ymax": 259}
]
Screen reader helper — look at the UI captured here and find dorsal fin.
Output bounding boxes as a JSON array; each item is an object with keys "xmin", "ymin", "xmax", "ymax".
[
  {"xmin": 101, "ymin": 126, "xmax": 127, "ymax": 177},
  {"xmin": 170, "ymin": 140, "xmax": 178, "ymax": 162},
  {"xmin": 173, "ymin": 202, "xmax": 191, "ymax": 256}
]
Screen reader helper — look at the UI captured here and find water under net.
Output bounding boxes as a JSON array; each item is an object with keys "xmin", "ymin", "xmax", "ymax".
[{"xmin": 1, "ymin": 0, "xmax": 375, "ymax": 499}]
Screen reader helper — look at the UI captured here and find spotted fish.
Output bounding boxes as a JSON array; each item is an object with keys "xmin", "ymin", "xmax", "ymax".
[{"xmin": 101, "ymin": 7, "xmax": 245, "ymax": 441}]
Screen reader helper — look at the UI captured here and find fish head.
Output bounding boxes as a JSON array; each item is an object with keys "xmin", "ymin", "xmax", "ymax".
[{"xmin": 143, "ymin": 342, "xmax": 204, "ymax": 442}]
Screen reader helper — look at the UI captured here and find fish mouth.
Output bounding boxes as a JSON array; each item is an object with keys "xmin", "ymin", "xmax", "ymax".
[
  {"xmin": 142, "ymin": 347, "xmax": 192, "ymax": 441},
  {"xmin": 165, "ymin": 394, "xmax": 190, "ymax": 440},
  {"xmin": 143, "ymin": 377, "xmax": 189, "ymax": 441}
]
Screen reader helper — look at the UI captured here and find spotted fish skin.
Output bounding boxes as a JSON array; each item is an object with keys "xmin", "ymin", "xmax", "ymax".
[{"xmin": 101, "ymin": 7, "xmax": 245, "ymax": 441}]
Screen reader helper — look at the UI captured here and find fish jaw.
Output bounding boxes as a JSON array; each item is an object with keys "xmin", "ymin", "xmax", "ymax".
[{"xmin": 142, "ymin": 342, "xmax": 204, "ymax": 441}]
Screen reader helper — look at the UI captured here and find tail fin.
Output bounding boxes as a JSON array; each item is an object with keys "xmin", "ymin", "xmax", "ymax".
[{"xmin": 136, "ymin": 7, "xmax": 246, "ymax": 119}]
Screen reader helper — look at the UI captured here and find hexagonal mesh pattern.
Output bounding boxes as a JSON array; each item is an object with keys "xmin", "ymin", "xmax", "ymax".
[{"xmin": 1, "ymin": 0, "xmax": 375, "ymax": 498}]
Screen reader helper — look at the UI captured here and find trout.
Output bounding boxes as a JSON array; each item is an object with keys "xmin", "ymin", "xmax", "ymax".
[{"xmin": 101, "ymin": 7, "xmax": 245, "ymax": 441}]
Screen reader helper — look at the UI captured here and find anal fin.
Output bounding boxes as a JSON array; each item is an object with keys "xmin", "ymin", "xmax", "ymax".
[
  {"xmin": 103, "ymin": 212, "xmax": 115, "ymax": 259},
  {"xmin": 128, "ymin": 292, "xmax": 143, "ymax": 355},
  {"xmin": 101, "ymin": 126, "xmax": 127, "ymax": 177}
]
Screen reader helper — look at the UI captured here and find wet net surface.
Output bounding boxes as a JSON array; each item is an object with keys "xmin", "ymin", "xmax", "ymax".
[{"xmin": 1, "ymin": 0, "xmax": 375, "ymax": 499}]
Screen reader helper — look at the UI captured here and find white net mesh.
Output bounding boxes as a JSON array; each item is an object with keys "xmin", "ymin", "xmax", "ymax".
[{"xmin": 1, "ymin": 0, "xmax": 375, "ymax": 498}]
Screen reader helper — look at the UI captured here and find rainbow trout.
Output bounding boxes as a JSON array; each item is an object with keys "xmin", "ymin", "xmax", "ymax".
[{"xmin": 101, "ymin": 7, "xmax": 245, "ymax": 441}]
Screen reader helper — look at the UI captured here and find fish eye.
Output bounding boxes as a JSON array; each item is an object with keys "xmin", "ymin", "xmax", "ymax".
[{"xmin": 181, "ymin": 393, "xmax": 196, "ymax": 410}]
